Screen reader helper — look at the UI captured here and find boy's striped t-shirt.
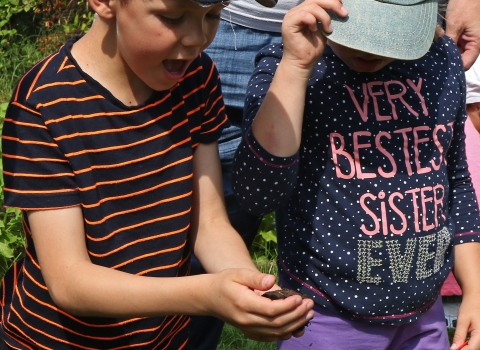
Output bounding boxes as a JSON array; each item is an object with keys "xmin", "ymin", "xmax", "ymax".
[{"xmin": 0, "ymin": 36, "xmax": 227, "ymax": 349}]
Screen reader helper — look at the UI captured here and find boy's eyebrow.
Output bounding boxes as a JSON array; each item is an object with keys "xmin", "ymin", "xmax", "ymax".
[{"xmin": 185, "ymin": 0, "xmax": 230, "ymax": 8}]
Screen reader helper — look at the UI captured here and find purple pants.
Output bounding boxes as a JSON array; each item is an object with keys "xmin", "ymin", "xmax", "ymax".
[{"xmin": 278, "ymin": 295, "xmax": 449, "ymax": 350}]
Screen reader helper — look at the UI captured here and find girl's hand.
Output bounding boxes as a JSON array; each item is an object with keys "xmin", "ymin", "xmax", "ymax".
[
  {"xmin": 451, "ymin": 294, "xmax": 480, "ymax": 350},
  {"xmin": 205, "ymin": 268, "xmax": 314, "ymax": 342},
  {"xmin": 281, "ymin": 0, "xmax": 348, "ymax": 76}
]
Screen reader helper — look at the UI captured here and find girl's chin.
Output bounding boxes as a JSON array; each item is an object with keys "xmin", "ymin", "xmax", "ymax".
[{"xmin": 351, "ymin": 58, "xmax": 386, "ymax": 72}]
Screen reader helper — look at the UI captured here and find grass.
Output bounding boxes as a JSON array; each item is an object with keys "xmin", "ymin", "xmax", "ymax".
[
  {"xmin": 216, "ymin": 213, "xmax": 279, "ymax": 349},
  {"xmin": 218, "ymin": 323, "xmax": 277, "ymax": 350}
]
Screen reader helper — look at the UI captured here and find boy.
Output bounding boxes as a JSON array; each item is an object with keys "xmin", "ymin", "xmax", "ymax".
[
  {"xmin": 0, "ymin": 0, "xmax": 316, "ymax": 348},
  {"xmin": 231, "ymin": 0, "xmax": 480, "ymax": 349}
]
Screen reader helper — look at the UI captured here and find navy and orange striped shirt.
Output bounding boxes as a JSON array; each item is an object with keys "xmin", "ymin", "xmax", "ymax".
[{"xmin": 1, "ymin": 36, "xmax": 227, "ymax": 349}]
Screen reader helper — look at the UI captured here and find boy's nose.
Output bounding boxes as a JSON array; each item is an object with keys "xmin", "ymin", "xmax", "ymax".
[{"xmin": 182, "ymin": 23, "xmax": 209, "ymax": 48}]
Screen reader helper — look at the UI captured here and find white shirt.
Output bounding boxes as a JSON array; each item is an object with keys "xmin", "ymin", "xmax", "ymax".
[
  {"xmin": 221, "ymin": 0, "xmax": 303, "ymax": 32},
  {"xmin": 466, "ymin": 57, "xmax": 480, "ymax": 104}
]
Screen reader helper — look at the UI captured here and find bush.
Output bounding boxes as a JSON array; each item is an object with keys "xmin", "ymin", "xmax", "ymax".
[
  {"xmin": 0, "ymin": 102, "xmax": 25, "ymax": 277},
  {"xmin": 0, "ymin": 0, "xmax": 93, "ymax": 43},
  {"xmin": 0, "ymin": 1, "xmax": 94, "ymax": 102}
]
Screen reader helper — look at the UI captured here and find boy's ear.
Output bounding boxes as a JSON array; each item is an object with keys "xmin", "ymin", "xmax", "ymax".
[{"xmin": 88, "ymin": 0, "xmax": 117, "ymax": 19}]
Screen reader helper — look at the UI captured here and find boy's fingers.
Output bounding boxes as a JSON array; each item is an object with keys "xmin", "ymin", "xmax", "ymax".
[
  {"xmin": 229, "ymin": 269, "xmax": 276, "ymax": 293},
  {"xmin": 241, "ymin": 299, "xmax": 313, "ymax": 341}
]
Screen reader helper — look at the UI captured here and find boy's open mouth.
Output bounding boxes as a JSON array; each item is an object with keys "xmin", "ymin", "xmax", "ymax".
[{"xmin": 163, "ymin": 59, "xmax": 188, "ymax": 74}]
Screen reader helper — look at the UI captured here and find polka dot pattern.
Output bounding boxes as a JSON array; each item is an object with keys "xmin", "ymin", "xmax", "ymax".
[{"xmin": 232, "ymin": 36, "xmax": 480, "ymax": 325}]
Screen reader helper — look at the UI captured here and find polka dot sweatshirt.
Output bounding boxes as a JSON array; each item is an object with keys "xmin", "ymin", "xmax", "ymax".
[{"xmin": 232, "ymin": 36, "xmax": 480, "ymax": 325}]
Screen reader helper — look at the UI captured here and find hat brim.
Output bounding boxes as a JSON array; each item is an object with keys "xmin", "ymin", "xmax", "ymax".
[{"xmin": 325, "ymin": 0, "xmax": 438, "ymax": 60}]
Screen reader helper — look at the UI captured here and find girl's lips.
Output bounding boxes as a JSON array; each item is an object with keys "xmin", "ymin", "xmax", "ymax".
[{"xmin": 352, "ymin": 57, "xmax": 384, "ymax": 72}]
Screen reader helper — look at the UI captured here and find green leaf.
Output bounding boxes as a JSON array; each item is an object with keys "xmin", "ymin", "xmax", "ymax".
[
  {"xmin": 259, "ymin": 230, "xmax": 277, "ymax": 243},
  {"xmin": 0, "ymin": 241, "xmax": 14, "ymax": 258}
]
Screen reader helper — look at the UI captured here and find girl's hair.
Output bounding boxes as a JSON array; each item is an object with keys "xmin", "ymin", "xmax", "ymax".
[
  {"xmin": 435, "ymin": 3, "xmax": 447, "ymax": 41},
  {"xmin": 434, "ymin": 24, "xmax": 443, "ymax": 41}
]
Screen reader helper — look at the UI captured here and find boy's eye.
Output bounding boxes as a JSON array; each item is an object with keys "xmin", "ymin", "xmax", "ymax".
[
  {"xmin": 159, "ymin": 15, "xmax": 183, "ymax": 24},
  {"xmin": 206, "ymin": 13, "xmax": 221, "ymax": 20}
]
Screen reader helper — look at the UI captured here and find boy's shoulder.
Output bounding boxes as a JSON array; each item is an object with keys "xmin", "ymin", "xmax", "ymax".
[
  {"xmin": 12, "ymin": 37, "xmax": 82, "ymax": 107},
  {"xmin": 183, "ymin": 51, "xmax": 217, "ymax": 84},
  {"xmin": 12, "ymin": 40, "xmax": 219, "ymax": 111}
]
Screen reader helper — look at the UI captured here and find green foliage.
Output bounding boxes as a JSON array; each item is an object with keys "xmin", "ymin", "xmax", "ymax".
[
  {"xmin": 0, "ymin": 102, "xmax": 25, "ymax": 278},
  {"xmin": 218, "ymin": 214, "xmax": 279, "ymax": 348},
  {"xmin": 0, "ymin": 35, "xmax": 48, "ymax": 102},
  {"xmin": 0, "ymin": 1, "xmax": 94, "ymax": 101},
  {"xmin": 0, "ymin": 208, "xmax": 24, "ymax": 277},
  {"xmin": 0, "ymin": 0, "xmax": 43, "ymax": 39},
  {"xmin": 250, "ymin": 212, "xmax": 277, "ymax": 276},
  {"xmin": 0, "ymin": 102, "xmax": 7, "ymax": 117},
  {"xmin": 218, "ymin": 323, "xmax": 276, "ymax": 350},
  {"xmin": 62, "ymin": 9, "xmax": 94, "ymax": 36},
  {"xmin": 1, "ymin": 0, "xmax": 93, "ymax": 49}
]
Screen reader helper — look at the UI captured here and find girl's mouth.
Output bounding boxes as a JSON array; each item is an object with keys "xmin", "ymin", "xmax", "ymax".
[{"xmin": 352, "ymin": 57, "xmax": 385, "ymax": 72}]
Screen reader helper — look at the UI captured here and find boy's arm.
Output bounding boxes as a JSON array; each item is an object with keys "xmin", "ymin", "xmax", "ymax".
[
  {"xmin": 451, "ymin": 242, "xmax": 480, "ymax": 350},
  {"xmin": 29, "ymin": 206, "xmax": 213, "ymax": 318},
  {"xmin": 188, "ymin": 141, "xmax": 256, "ymax": 272},
  {"xmin": 188, "ymin": 141, "xmax": 314, "ymax": 340},
  {"xmin": 29, "ymin": 142, "xmax": 314, "ymax": 341}
]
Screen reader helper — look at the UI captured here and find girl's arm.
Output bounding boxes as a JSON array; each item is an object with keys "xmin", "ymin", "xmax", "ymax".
[
  {"xmin": 250, "ymin": 0, "xmax": 347, "ymax": 157},
  {"xmin": 451, "ymin": 242, "xmax": 480, "ymax": 350}
]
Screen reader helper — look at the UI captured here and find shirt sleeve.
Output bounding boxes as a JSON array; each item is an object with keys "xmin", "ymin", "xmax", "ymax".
[
  {"xmin": 232, "ymin": 44, "xmax": 300, "ymax": 216},
  {"xmin": 2, "ymin": 100, "xmax": 80, "ymax": 210},
  {"xmin": 445, "ymin": 47, "xmax": 480, "ymax": 244},
  {"xmin": 194, "ymin": 52, "xmax": 229, "ymax": 145}
]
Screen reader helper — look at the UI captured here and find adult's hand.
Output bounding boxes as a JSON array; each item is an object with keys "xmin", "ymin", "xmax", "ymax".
[{"xmin": 445, "ymin": 0, "xmax": 480, "ymax": 70}]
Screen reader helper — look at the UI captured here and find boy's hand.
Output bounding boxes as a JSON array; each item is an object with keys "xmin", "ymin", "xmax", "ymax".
[
  {"xmin": 206, "ymin": 269, "xmax": 314, "ymax": 342},
  {"xmin": 281, "ymin": 0, "xmax": 348, "ymax": 76}
]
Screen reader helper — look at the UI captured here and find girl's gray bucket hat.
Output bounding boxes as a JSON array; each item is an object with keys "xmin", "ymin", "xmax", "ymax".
[{"xmin": 326, "ymin": 0, "xmax": 438, "ymax": 60}]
